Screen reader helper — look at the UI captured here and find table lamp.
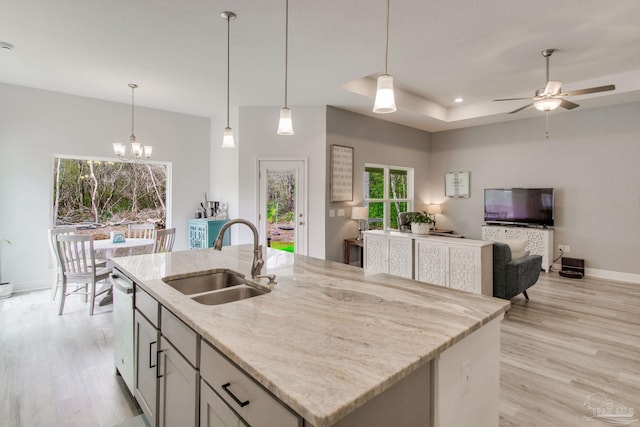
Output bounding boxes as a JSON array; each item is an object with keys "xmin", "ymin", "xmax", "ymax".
[
  {"xmin": 351, "ymin": 207, "xmax": 369, "ymax": 240},
  {"xmin": 426, "ymin": 204, "xmax": 441, "ymax": 229}
]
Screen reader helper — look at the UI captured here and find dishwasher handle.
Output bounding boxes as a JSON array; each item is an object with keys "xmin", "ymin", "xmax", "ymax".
[{"xmin": 110, "ymin": 273, "xmax": 134, "ymax": 294}]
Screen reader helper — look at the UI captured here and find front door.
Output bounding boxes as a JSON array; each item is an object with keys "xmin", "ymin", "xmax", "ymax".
[{"xmin": 258, "ymin": 160, "xmax": 307, "ymax": 255}]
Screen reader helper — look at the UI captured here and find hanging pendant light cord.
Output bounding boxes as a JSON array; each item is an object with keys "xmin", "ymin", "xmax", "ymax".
[
  {"xmin": 129, "ymin": 83, "xmax": 137, "ymax": 140},
  {"xmin": 384, "ymin": 0, "xmax": 390, "ymax": 75},
  {"xmin": 226, "ymin": 15, "xmax": 231, "ymax": 128},
  {"xmin": 284, "ymin": 0, "xmax": 289, "ymax": 108}
]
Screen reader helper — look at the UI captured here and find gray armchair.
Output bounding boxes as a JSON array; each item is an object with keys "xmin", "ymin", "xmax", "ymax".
[{"xmin": 492, "ymin": 242, "xmax": 543, "ymax": 300}]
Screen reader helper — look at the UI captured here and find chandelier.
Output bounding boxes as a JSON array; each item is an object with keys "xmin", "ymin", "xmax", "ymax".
[{"xmin": 113, "ymin": 83, "xmax": 152, "ymax": 160}]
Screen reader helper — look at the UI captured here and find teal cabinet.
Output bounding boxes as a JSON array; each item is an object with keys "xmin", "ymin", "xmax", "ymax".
[{"xmin": 188, "ymin": 219, "xmax": 230, "ymax": 250}]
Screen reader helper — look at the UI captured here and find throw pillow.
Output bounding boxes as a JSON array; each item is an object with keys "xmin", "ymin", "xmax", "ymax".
[{"xmin": 493, "ymin": 238, "xmax": 529, "ymax": 259}]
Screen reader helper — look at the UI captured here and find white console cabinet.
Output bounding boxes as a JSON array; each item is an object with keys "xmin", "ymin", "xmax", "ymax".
[
  {"xmin": 363, "ymin": 231, "xmax": 493, "ymax": 296},
  {"xmin": 363, "ymin": 232, "xmax": 413, "ymax": 279},
  {"xmin": 482, "ymin": 225, "xmax": 553, "ymax": 273}
]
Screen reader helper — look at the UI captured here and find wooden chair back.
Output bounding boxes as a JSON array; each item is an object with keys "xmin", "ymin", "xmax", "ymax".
[
  {"xmin": 128, "ymin": 223, "xmax": 155, "ymax": 239},
  {"xmin": 47, "ymin": 226, "xmax": 77, "ymax": 300},
  {"xmin": 153, "ymin": 228, "xmax": 176, "ymax": 253}
]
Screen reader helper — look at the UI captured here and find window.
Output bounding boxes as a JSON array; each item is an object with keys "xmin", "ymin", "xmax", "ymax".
[
  {"xmin": 52, "ymin": 156, "xmax": 169, "ymax": 238},
  {"xmin": 364, "ymin": 164, "xmax": 413, "ymax": 230}
]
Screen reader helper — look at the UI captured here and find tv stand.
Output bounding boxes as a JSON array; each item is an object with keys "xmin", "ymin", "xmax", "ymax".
[{"xmin": 482, "ymin": 225, "xmax": 553, "ymax": 273}]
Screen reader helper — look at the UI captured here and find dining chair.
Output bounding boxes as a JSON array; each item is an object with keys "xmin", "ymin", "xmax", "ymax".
[
  {"xmin": 47, "ymin": 226, "xmax": 77, "ymax": 301},
  {"xmin": 128, "ymin": 223, "xmax": 155, "ymax": 239},
  {"xmin": 56, "ymin": 234, "xmax": 112, "ymax": 315},
  {"xmin": 153, "ymin": 228, "xmax": 176, "ymax": 253}
]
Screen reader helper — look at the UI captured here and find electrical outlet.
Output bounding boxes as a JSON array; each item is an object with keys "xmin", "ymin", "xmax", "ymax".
[
  {"xmin": 564, "ymin": 245, "xmax": 570, "ymax": 253},
  {"xmin": 558, "ymin": 244, "xmax": 564, "ymax": 252}
]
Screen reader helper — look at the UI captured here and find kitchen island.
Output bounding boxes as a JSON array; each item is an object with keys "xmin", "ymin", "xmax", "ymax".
[{"xmin": 112, "ymin": 245, "xmax": 510, "ymax": 427}]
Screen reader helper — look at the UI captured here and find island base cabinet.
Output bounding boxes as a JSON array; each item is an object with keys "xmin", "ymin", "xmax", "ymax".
[
  {"xmin": 432, "ymin": 316, "xmax": 502, "ymax": 427},
  {"xmin": 158, "ymin": 339, "xmax": 199, "ymax": 427},
  {"xmin": 201, "ymin": 379, "xmax": 246, "ymax": 427},
  {"xmin": 135, "ymin": 310, "xmax": 160, "ymax": 427}
]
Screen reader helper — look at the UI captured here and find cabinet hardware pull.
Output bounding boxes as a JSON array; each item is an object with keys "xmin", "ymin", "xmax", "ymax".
[
  {"xmin": 222, "ymin": 382, "xmax": 250, "ymax": 407},
  {"xmin": 149, "ymin": 341, "xmax": 157, "ymax": 368},
  {"xmin": 156, "ymin": 350, "xmax": 164, "ymax": 379}
]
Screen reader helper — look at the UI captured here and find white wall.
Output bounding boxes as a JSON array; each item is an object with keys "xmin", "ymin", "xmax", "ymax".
[
  {"xmin": 0, "ymin": 83, "xmax": 211, "ymax": 292},
  {"xmin": 325, "ymin": 107, "xmax": 431, "ymax": 263},
  {"xmin": 429, "ymin": 101, "xmax": 640, "ymax": 278},
  {"xmin": 232, "ymin": 106, "xmax": 327, "ymax": 259}
]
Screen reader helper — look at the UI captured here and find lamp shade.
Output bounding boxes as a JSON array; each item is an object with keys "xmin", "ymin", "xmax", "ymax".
[
  {"xmin": 277, "ymin": 107, "xmax": 294, "ymax": 135},
  {"xmin": 426, "ymin": 204, "xmax": 442, "ymax": 215},
  {"xmin": 373, "ymin": 74, "xmax": 397, "ymax": 113},
  {"xmin": 534, "ymin": 98, "xmax": 561, "ymax": 112},
  {"xmin": 222, "ymin": 127, "xmax": 235, "ymax": 148},
  {"xmin": 351, "ymin": 207, "xmax": 369, "ymax": 221}
]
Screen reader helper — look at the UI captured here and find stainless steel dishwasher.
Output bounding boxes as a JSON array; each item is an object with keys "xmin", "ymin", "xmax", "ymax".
[{"xmin": 111, "ymin": 269, "xmax": 135, "ymax": 396}]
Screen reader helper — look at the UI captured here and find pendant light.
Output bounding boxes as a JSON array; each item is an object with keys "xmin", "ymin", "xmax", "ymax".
[
  {"xmin": 277, "ymin": 0, "xmax": 294, "ymax": 135},
  {"xmin": 221, "ymin": 11, "xmax": 236, "ymax": 148},
  {"xmin": 113, "ymin": 83, "xmax": 153, "ymax": 160},
  {"xmin": 373, "ymin": 0, "xmax": 397, "ymax": 114}
]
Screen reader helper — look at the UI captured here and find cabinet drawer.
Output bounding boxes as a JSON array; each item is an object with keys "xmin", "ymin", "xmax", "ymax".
[
  {"xmin": 201, "ymin": 379, "xmax": 245, "ymax": 427},
  {"xmin": 135, "ymin": 286, "xmax": 160, "ymax": 328},
  {"xmin": 200, "ymin": 339, "xmax": 300, "ymax": 427},
  {"xmin": 161, "ymin": 306, "xmax": 199, "ymax": 368}
]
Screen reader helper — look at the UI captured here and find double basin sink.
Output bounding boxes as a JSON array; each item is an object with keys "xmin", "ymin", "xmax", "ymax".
[{"xmin": 163, "ymin": 270, "xmax": 269, "ymax": 305}]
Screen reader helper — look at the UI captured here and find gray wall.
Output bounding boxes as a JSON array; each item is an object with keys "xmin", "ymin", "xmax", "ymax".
[
  {"xmin": 325, "ymin": 107, "xmax": 431, "ymax": 263},
  {"xmin": 429, "ymin": 101, "xmax": 640, "ymax": 277},
  {"xmin": 0, "ymin": 83, "xmax": 211, "ymax": 291}
]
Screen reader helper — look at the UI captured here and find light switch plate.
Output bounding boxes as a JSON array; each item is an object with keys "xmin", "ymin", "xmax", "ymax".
[
  {"xmin": 329, "ymin": 209, "xmax": 335, "ymax": 218},
  {"xmin": 337, "ymin": 209, "xmax": 345, "ymax": 217}
]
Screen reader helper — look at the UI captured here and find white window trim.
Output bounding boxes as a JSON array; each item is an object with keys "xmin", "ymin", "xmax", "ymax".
[{"xmin": 364, "ymin": 163, "xmax": 414, "ymax": 230}]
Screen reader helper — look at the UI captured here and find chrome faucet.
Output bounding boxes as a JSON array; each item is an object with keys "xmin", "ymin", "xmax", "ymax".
[{"xmin": 213, "ymin": 219, "xmax": 264, "ymax": 279}]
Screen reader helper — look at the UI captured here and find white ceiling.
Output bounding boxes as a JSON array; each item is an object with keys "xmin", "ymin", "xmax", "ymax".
[{"xmin": 2, "ymin": 0, "xmax": 640, "ymax": 132}]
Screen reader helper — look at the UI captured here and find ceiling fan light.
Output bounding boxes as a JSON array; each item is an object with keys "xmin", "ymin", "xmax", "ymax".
[
  {"xmin": 534, "ymin": 98, "xmax": 561, "ymax": 112},
  {"xmin": 277, "ymin": 107, "xmax": 294, "ymax": 135},
  {"xmin": 373, "ymin": 74, "xmax": 397, "ymax": 114},
  {"xmin": 222, "ymin": 127, "xmax": 235, "ymax": 148}
]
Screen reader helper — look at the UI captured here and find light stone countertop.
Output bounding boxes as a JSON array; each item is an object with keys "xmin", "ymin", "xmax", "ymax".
[{"xmin": 112, "ymin": 245, "xmax": 510, "ymax": 427}]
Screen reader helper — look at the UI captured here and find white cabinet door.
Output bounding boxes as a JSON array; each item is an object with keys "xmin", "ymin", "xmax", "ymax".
[
  {"xmin": 158, "ymin": 339, "xmax": 199, "ymax": 427},
  {"xmin": 201, "ymin": 379, "xmax": 244, "ymax": 427},
  {"xmin": 364, "ymin": 234, "xmax": 388, "ymax": 274},
  {"xmin": 448, "ymin": 245, "xmax": 480, "ymax": 294},
  {"xmin": 415, "ymin": 240, "xmax": 446, "ymax": 286},
  {"xmin": 135, "ymin": 310, "xmax": 160, "ymax": 427},
  {"xmin": 388, "ymin": 236, "xmax": 413, "ymax": 279}
]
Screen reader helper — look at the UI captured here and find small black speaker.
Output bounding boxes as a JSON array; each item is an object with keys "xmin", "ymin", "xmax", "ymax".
[{"xmin": 559, "ymin": 257, "xmax": 584, "ymax": 279}]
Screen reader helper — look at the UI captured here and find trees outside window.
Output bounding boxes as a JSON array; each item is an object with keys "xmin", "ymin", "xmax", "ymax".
[
  {"xmin": 52, "ymin": 156, "xmax": 168, "ymax": 239},
  {"xmin": 364, "ymin": 164, "xmax": 413, "ymax": 230}
]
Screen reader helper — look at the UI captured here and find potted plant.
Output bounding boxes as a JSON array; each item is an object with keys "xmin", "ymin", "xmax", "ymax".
[
  {"xmin": 406, "ymin": 212, "xmax": 435, "ymax": 235},
  {"xmin": 0, "ymin": 239, "xmax": 12, "ymax": 299}
]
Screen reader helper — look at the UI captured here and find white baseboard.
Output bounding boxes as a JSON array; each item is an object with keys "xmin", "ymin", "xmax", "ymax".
[
  {"xmin": 11, "ymin": 279, "xmax": 50, "ymax": 294},
  {"xmin": 552, "ymin": 264, "xmax": 640, "ymax": 284}
]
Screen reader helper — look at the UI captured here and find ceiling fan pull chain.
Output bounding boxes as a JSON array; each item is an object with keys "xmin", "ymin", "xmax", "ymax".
[{"xmin": 545, "ymin": 112, "xmax": 550, "ymax": 140}]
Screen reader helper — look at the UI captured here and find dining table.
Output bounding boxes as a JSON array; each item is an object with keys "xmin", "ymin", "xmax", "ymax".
[{"xmin": 93, "ymin": 237, "xmax": 155, "ymax": 305}]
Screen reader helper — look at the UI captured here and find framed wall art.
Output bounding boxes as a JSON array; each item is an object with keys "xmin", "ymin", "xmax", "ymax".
[
  {"xmin": 445, "ymin": 171, "xmax": 470, "ymax": 198},
  {"xmin": 330, "ymin": 145, "xmax": 353, "ymax": 202}
]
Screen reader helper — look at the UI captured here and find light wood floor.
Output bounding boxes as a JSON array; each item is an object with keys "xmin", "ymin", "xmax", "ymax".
[{"xmin": 1, "ymin": 273, "xmax": 638, "ymax": 426}]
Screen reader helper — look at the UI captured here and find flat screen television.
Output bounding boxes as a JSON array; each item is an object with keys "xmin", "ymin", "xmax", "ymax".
[{"xmin": 484, "ymin": 188, "xmax": 554, "ymax": 227}]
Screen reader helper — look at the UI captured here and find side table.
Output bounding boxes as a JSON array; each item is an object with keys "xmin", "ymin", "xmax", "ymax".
[{"xmin": 344, "ymin": 238, "xmax": 364, "ymax": 268}]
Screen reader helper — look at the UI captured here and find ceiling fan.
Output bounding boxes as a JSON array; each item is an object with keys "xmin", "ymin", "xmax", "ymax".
[{"xmin": 494, "ymin": 49, "xmax": 616, "ymax": 114}]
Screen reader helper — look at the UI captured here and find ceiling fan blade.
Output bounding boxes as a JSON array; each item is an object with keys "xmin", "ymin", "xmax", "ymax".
[
  {"xmin": 493, "ymin": 97, "xmax": 531, "ymax": 102},
  {"xmin": 562, "ymin": 84, "xmax": 615, "ymax": 97},
  {"xmin": 560, "ymin": 99, "xmax": 579, "ymax": 110},
  {"xmin": 543, "ymin": 80, "xmax": 563, "ymax": 95},
  {"xmin": 508, "ymin": 104, "xmax": 533, "ymax": 114}
]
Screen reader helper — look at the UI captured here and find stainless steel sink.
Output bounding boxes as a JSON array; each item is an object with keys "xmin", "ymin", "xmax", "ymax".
[
  {"xmin": 163, "ymin": 270, "xmax": 247, "ymax": 295},
  {"xmin": 191, "ymin": 285, "xmax": 267, "ymax": 305}
]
